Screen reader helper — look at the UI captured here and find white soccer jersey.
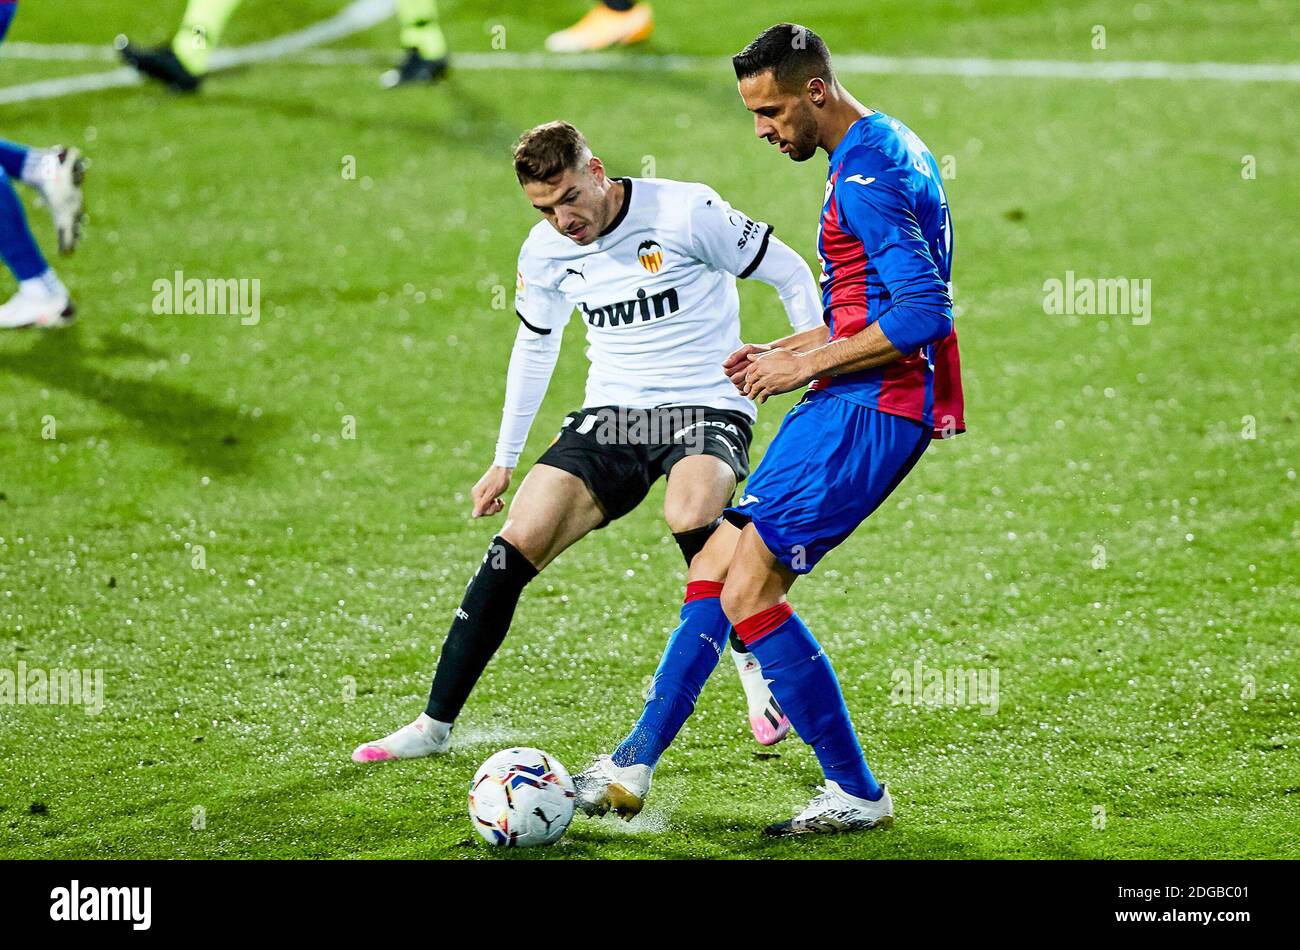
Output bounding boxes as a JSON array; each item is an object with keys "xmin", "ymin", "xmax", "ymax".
[{"xmin": 514, "ymin": 177, "xmax": 805, "ymax": 419}]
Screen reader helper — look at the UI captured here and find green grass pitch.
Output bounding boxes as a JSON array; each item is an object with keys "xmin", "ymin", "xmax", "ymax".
[{"xmin": 0, "ymin": 0, "xmax": 1297, "ymax": 859}]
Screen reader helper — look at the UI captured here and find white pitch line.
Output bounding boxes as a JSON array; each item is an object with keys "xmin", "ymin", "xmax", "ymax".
[
  {"xmin": 0, "ymin": 66, "xmax": 142, "ymax": 104},
  {"xmin": 3, "ymin": 42, "xmax": 117, "ymax": 62},
  {"xmin": 451, "ymin": 50, "xmax": 1300, "ymax": 82},
  {"xmin": 206, "ymin": 0, "xmax": 394, "ymax": 70},
  {"xmin": 831, "ymin": 52, "xmax": 1300, "ymax": 83},
  {"xmin": 0, "ymin": 0, "xmax": 396, "ymax": 105},
  {"xmin": 4, "ymin": 23, "xmax": 1299, "ymax": 104},
  {"xmin": 10, "ymin": 43, "xmax": 1300, "ymax": 82}
]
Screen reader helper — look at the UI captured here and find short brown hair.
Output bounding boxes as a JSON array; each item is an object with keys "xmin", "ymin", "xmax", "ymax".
[{"xmin": 512, "ymin": 121, "xmax": 591, "ymax": 184}]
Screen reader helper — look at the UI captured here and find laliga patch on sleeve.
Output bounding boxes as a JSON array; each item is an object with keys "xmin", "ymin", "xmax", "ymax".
[{"xmin": 728, "ymin": 210, "xmax": 761, "ymax": 250}]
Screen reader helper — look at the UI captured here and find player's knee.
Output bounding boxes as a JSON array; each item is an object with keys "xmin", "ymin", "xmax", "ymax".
[
  {"xmin": 719, "ymin": 575, "xmax": 761, "ymax": 625},
  {"xmin": 663, "ymin": 495, "xmax": 723, "ymax": 535},
  {"xmin": 497, "ymin": 520, "xmax": 551, "ymax": 570},
  {"xmin": 687, "ymin": 542, "xmax": 729, "ymax": 583}
]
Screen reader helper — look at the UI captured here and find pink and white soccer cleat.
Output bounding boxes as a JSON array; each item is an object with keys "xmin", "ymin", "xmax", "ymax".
[
  {"xmin": 351, "ymin": 712, "xmax": 451, "ymax": 762},
  {"xmin": 732, "ymin": 647, "xmax": 791, "ymax": 745}
]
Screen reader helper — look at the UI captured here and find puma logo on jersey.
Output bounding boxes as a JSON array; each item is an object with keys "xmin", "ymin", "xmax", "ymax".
[
  {"xmin": 845, "ymin": 174, "xmax": 876, "ymax": 186},
  {"xmin": 581, "ymin": 287, "xmax": 680, "ymax": 329}
]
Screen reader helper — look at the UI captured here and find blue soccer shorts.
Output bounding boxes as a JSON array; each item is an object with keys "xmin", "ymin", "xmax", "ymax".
[{"xmin": 725, "ymin": 389, "xmax": 930, "ymax": 574}]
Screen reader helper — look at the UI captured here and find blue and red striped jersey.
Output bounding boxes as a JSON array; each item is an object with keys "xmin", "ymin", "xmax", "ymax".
[{"xmin": 813, "ymin": 111, "xmax": 965, "ymax": 437}]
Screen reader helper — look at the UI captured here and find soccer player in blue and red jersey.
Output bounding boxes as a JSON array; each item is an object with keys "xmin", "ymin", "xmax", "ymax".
[{"xmin": 574, "ymin": 22, "xmax": 965, "ymax": 835}]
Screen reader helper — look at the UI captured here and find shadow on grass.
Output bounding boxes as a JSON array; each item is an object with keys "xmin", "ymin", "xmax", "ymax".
[
  {"xmin": 0, "ymin": 323, "xmax": 279, "ymax": 474},
  {"xmin": 211, "ymin": 77, "xmax": 521, "ymax": 160}
]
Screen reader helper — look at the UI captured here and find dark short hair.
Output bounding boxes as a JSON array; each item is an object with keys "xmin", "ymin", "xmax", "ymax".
[
  {"xmin": 512, "ymin": 121, "xmax": 591, "ymax": 184},
  {"xmin": 732, "ymin": 23, "xmax": 834, "ymax": 90}
]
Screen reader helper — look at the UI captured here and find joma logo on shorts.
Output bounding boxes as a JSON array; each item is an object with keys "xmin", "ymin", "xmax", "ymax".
[
  {"xmin": 580, "ymin": 287, "xmax": 679, "ymax": 328},
  {"xmin": 672, "ymin": 419, "xmax": 742, "ymax": 441}
]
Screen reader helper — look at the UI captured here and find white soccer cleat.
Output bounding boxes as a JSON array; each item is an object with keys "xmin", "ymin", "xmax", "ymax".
[
  {"xmin": 764, "ymin": 781, "xmax": 894, "ymax": 837},
  {"xmin": 0, "ymin": 284, "xmax": 74, "ymax": 329},
  {"xmin": 573, "ymin": 754, "xmax": 653, "ymax": 820},
  {"xmin": 732, "ymin": 647, "xmax": 791, "ymax": 746},
  {"xmin": 351, "ymin": 712, "xmax": 451, "ymax": 763},
  {"xmin": 32, "ymin": 147, "xmax": 87, "ymax": 256}
]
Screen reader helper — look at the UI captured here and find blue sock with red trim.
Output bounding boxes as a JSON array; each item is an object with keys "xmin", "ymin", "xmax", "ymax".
[
  {"xmin": 735, "ymin": 603, "xmax": 882, "ymax": 800},
  {"xmin": 611, "ymin": 580, "xmax": 729, "ymax": 768}
]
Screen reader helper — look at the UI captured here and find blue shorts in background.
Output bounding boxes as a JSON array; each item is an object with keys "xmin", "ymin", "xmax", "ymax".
[{"xmin": 726, "ymin": 389, "xmax": 930, "ymax": 574}]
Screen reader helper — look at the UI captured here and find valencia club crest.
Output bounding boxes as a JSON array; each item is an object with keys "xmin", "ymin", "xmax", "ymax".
[{"xmin": 637, "ymin": 239, "xmax": 664, "ymax": 274}]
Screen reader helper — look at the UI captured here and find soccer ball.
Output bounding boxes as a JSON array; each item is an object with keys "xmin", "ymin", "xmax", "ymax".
[{"xmin": 468, "ymin": 747, "xmax": 576, "ymax": 847}]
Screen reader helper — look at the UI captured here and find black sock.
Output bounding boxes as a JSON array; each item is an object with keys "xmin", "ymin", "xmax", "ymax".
[
  {"xmin": 672, "ymin": 518, "xmax": 720, "ymax": 567},
  {"xmin": 728, "ymin": 628, "xmax": 748, "ymax": 654},
  {"xmin": 425, "ymin": 536, "xmax": 538, "ymax": 722}
]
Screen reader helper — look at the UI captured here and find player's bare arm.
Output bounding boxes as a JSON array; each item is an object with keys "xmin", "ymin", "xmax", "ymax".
[
  {"xmin": 723, "ymin": 325, "xmax": 829, "ymax": 389},
  {"xmin": 743, "ymin": 321, "xmax": 902, "ymax": 402}
]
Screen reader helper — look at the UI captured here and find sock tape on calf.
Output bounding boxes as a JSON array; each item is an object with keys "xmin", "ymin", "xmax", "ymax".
[{"xmin": 672, "ymin": 517, "xmax": 721, "ymax": 566}]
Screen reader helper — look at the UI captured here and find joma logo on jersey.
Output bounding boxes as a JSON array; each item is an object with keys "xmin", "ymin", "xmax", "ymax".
[
  {"xmin": 638, "ymin": 240, "xmax": 664, "ymax": 273},
  {"xmin": 580, "ymin": 287, "xmax": 680, "ymax": 328}
]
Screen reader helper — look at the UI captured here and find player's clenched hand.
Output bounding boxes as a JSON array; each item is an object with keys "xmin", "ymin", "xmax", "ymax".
[
  {"xmin": 471, "ymin": 465, "xmax": 513, "ymax": 517},
  {"xmin": 743, "ymin": 348, "xmax": 813, "ymax": 404},
  {"xmin": 723, "ymin": 342, "xmax": 774, "ymax": 391}
]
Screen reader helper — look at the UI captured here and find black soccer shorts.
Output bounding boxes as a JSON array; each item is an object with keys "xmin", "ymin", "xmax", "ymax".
[{"xmin": 535, "ymin": 405, "xmax": 753, "ymax": 526}]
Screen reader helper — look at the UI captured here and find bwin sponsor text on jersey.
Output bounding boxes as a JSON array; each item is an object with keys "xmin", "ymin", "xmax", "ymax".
[{"xmin": 580, "ymin": 286, "xmax": 680, "ymax": 328}]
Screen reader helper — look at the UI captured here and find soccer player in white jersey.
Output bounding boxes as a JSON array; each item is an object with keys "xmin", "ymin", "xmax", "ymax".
[{"xmin": 352, "ymin": 121, "xmax": 823, "ymax": 762}]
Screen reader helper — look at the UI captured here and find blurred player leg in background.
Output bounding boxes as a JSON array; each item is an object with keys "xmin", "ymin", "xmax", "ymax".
[
  {"xmin": 0, "ymin": 155, "xmax": 70, "ymax": 329},
  {"xmin": 382, "ymin": 0, "xmax": 450, "ymax": 87},
  {"xmin": 119, "ymin": 0, "xmax": 242, "ymax": 92},
  {"xmin": 545, "ymin": 0, "xmax": 653, "ymax": 53},
  {"xmin": 121, "ymin": 0, "xmax": 452, "ymax": 92},
  {"xmin": 0, "ymin": 3, "xmax": 86, "ymax": 329}
]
